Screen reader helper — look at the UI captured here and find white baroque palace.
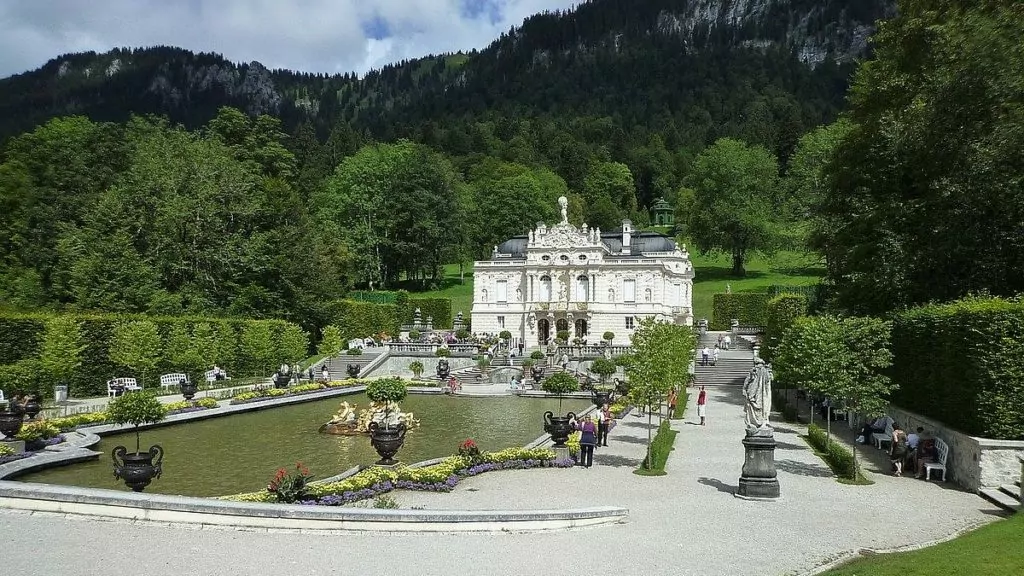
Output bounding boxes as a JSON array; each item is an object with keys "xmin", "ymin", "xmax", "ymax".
[{"xmin": 471, "ymin": 196, "xmax": 694, "ymax": 346}]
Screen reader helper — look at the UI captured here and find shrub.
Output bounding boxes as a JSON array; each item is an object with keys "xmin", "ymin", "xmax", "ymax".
[
  {"xmin": 590, "ymin": 357, "xmax": 617, "ymax": 382},
  {"xmin": 408, "ymin": 360, "xmax": 424, "ymax": 378},
  {"xmin": 602, "ymin": 331, "xmax": 615, "ymax": 343},
  {"xmin": 435, "ymin": 347, "xmax": 451, "ymax": 357},
  {"xmin": 807, "ymin": 423, "xmax": 858, "ymax": 480},
  {"xmin": 106, "ymin": 391, "xmax": 168, "ymax": 452},
  {"xmin": 365, "ymin": 377, "xmax": 408, "ymax": 404},
  {"xmin": 530, "ymin": 350, "xmax": 545, "ymax": 360},
  {"xmin": 267, "ymin": 462, "xmax": 313, "ymax": 503},
  {"xmin": 711, "ymin": 293, "xmax": 771, "ymax": 330},
  {"xmin": 454, "ymin": 329, "xmax": 470, "ymax": 340},
  {"xmin": 405, "ymin": 298, "xmax": 453, "ymax": 329},
  {"xmin": 555, "ymin": 330, "xmax": 570, "ymax": 343},
  {"xmin": 499, "ymin": 330, "xmax": 512, "ymax": 341},
  {"xmin": 891, "ymin": 296, "xmax": 1024, "ymax": 439},
  {"xmin": 408, "ymin": 330, "xmax": 421, "ymax": 340},
  {"xmin": 639, "ymin": 420, "xmax": 677, "ymax": 472},
  {"xmin": 326, "ymin": 300, "xmax": 401, "ymax": 342},
  {"xmin": 346, "ymin": 347, "xmax": 363, "ymax": 356},
  {"xmin": 541, "ymin": 371, "xmax": 579, "ymax": 396}
]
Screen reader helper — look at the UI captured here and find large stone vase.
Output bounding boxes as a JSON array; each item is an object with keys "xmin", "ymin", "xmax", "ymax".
[
  {"xmin": 347, "ymin": 364, "xmax": 361, "ymax": 379},
  {"xmin": 591, "ymin": 390, "xmax": 613, "ymax": 408},
  {"xmin": 544, "ymin": 411, "xmax": 577, "ymax": 447},
  {"xmin": 369, "ymin": 422, "xmax": 407, "ymax": 466},
  {"xmin": 180, "ymin": 381, "xmax": 198, "ymax": 401},
  {"xmin": 0, "ymin": 410, "xmax": 24, "ymax": 439},
  {"xmin": 112, "ymin": 445, "xmax": 164, "ymax": 492},
  {"xmin": 23, "ymin": 396, "xmax": 42, "ymax": 420}
]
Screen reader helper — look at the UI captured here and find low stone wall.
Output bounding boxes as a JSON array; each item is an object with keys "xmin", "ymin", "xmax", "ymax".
[
  {"xmin": 370, "ymin": 355, "xmax": 477, "ymax": 379},
  {"xmin": 888, "ymin": 405, "xmax": 1024, "ymax": 492},
  {"xmin": 0, "ymin": 481, "xmax": 627, "ymax": 532}
]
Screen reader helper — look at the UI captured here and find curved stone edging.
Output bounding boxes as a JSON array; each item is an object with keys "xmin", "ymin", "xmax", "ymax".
[{"xmin": 0, "ymin": 481, "xmax": 627, "ymax": 533}]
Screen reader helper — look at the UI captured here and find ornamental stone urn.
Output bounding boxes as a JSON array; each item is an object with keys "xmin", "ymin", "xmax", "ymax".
[
  {"xmin": 368, "ymin": 422, "xmax": 407, "ymax": 466},
  {"xmin": 0, "ymin": 410, "xmax": 23, "ymax": 439},
  {"xmin": 591, "ymin": 389, "xmax": 613, "ymax": 408},
  {"xmin": 436, "ymin": 359, "xmax": 451, "ymax": 381},
  {"xmin": 544, "ymin": 410, "xmax": 577, "ymax": 447},
  {"xmin": 531, "ymin": 364, "xmax": 545, "ymax": 387},
  {"xmin": 347, "ymin": 363, "xmax": 361, "ymax": 379},
  {"xmin": 22, "ymin": 396, "xmax": 42, "ymax": 420},
  {"xmin": 112, "ymin": 445, "xmax": 164, "ymax": 492},
  {"xmin": 179, "ymin": 379, "xmax": 198, "ymax": 401}
]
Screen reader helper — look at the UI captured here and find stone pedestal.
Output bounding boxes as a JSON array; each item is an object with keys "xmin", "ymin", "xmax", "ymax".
[
  {"xmin": 1, "ymin": 439, "xmax": 26, "ymax": 454},
  {"xmin": 553, "ymin": 446, "xmax": 570, "ymax": 462},
  {"xmin": 736, "ymin": 432, "xmax": 780, "ymax": 500}
]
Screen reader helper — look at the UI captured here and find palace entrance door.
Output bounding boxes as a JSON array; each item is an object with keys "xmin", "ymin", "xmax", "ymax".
[{"xmin": 537, "ymin": 318, "xmax": 550, "ymax": 345}]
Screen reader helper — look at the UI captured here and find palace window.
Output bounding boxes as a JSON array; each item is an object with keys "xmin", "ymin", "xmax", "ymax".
[
  {"xmin": 496, "ymin": 280, "xmax": 508, "ymax": 303},
  {"xmin": 540, "ymin": 275, "xmax": 552, "ymax": 301},
  {"xmin": 623, "ymin": 279, "xmax": 636, "ymax": 303},
  {"xmin": 497, "ymin": 316, "xmax": 505, "ymax": 329},
  {"xmin": 576, "ymin": 275, "xmax": 589, "ymax": 301},
  {"xmin": 625, "ymin": 317, "xmax": 635, "ymax": 330}
]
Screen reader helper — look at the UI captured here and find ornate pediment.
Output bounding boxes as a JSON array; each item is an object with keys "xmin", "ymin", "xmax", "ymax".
[{"xmin": 533, "ymin": 222, "xmax": 592, "ymax": 249}]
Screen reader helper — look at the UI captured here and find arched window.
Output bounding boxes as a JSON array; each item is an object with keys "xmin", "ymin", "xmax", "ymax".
[
  {"xmin": 481, "ymin": 289, "xmax": 488, "ymax": 303},
  {"xmin": 576, "ymin": 275, "xmax": 589, "ymax": 302},
  {"xmin": 540, "ymin": 275, "xmax": 552, "ymax": 301}
]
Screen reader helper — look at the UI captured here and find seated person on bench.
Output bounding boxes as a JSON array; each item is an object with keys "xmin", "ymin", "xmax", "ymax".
[{"xmin": 857, "ymin": 415, "xmax": 890, "ymax": 444}]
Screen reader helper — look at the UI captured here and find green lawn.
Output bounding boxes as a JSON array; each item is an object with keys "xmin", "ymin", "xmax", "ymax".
[
  {"xmin": 411, "ymin": 251, "xmax": 823, "ymax": 326},
  {"xmin": 689, "ymin": 249, "xmax": 823, "ymax": 323},
  {"xmin": 821, "ymin": 513, "xmax": 1024, "ymax": 576}
]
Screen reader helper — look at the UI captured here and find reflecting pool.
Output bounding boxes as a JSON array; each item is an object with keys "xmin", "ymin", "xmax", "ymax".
[{"xmin": 17, "ymin": 394, "xmax": 588, "ymax": 497}]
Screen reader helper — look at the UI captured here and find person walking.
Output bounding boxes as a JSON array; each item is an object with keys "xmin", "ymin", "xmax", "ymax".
[
  {"xmin": 697, "ymin": 386, "xmax": 708, "ymax": 425},
  {"xmin": 578, "ymin": 416, "xmax": 598, "ymax": 468},
  {"xmin": 667, "ymin": 387, "xmax": 678, "ymax": 419},
  {"xmin": 712, "ymin": 345, "xmax": 720, "ymax": 366},
  {"xmin": 701, "ymin": 346, "xmax": 711, "ymax": 366}
]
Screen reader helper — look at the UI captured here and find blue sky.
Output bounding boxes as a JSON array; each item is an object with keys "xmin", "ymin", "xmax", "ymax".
[{"xmin": 0, "ymin": 0, "xmax": 582, "ymax": 78}]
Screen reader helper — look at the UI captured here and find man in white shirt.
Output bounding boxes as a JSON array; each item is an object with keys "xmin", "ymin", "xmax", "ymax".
[
  {"xmin": 701, "ymin": 346, "xmax": 711, "ymax": 366},
  {"xmin": 907, "ymin": 426, "xmax": 923, "ymax": 450}
]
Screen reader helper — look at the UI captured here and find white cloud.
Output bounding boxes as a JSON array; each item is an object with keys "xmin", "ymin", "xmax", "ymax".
[{"xmin": 0, "ymin": 0, "xmax": 583, "ymax": 78}]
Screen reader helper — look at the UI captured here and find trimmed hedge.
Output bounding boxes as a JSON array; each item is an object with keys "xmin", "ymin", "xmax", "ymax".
[
  {"xmin": 711, "ymin": 293, "xmax": 771, "ymax": 330},
  {"xmin": 807, "ymin": 423, "xmax": 858, "ymax": 480},
  {"xmin": 346, "ymin": 290, "xmax": 399, "ymax": 304},
  {"xmin": 405, "ymin": 298, "xmax": 453, "ymax": 329},
  {"xmin": 0, "ymin": 312, "xmax": 306, "ymax": 399},
  {"xmin": 891, "ymin": 296, "xmax": 1024, "ymax": 440},
  {"xmin": 326, "ymin": 299, "xmax": 401, "ymax": 342},
  {"xmin": 763, "ymin": 293, "xmax": 808, "ymax": 363},
  {"xmin": 768, "ymin": 284, "xmax": 823, "ymax": 312},
  {"xmin": 640, "ymin": 420, "xmax": 678, "ymax": 472}
]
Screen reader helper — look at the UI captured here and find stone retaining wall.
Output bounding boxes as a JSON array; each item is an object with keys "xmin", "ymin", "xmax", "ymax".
[
  {"xmin": 371, "ymin": 355, "xmax": 477, "ymax": 379},
  {"xmin": 888, "ymin": 405, "xmax": 1024, "ymax": 492}
]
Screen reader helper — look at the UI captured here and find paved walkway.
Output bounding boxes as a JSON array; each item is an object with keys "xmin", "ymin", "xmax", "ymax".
[{"xmin": 0, "ymin": 387, "xmax": 1002, "ymax": 576}]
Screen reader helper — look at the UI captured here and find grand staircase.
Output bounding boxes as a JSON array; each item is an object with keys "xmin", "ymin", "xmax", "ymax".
[
  {"xmin": 980, "ymin": 480, "xmax": 1022, "ymax": 514},
  {"xmin": 320, "ymin": 348, "xmax": 385, "ymax": 379},
  {"xmin": 693, "ymin": 331, "xmax": 754, "ymax": 387}
]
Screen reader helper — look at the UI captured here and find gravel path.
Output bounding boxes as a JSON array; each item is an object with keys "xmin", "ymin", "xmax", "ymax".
[{"xmin": 0, "ymin": 385, "xmax": 1001, "ymax": 576}]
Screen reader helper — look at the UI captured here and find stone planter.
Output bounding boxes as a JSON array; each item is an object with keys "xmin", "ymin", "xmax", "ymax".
[
  {"xmin": 544, "ymin": 411, "xmax": 578, "ymax": 447},
  {"xmin": 591, "ymin": 390, "xmax": 613, "ymax": 408},
  {"xmin": 369, "ymin": 422, "xmax": 407, "ymax": 466},
  {"xmin": 0, "ymin": 411, "xmax": 24, "ymax": 440},
  {"xmin": 23, "ymin": 397, "xmax": 42, "ymax": 420},
  {"xmin": 112, "ymin": 445, "xmax": 164, "ymax": 492},
  {"xmin": 180, "ymin": 382, "xmax": 198, "ymax": 401}
]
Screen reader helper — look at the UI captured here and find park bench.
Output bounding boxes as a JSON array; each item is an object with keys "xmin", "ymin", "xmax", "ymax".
[
  {"xmin": 205, "ymin": 369, "xmax": 230, "ymax": 383},
  {"xmin": 159, "ymin": 373, "xmax": 189, "ymax": 390},
  {"xmin": 923, "ymin": 438, "xmax": 949, "ymax": 482},
  {"xmin": 872, "ymin": 417, "xmax": 895, "ymax": 450},
  {"xmin": 107, "ymin": 377, "xmax": 141, "ymax": 397}
]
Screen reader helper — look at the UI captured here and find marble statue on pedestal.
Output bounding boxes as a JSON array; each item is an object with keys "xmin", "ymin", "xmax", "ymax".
[
  {"xmin": 558, "ymin": 195, "xmax": 568, "ymax": 224},
  {"xmin": 743, "ymin": 358, "xmax": 773, "ymax": 436}
]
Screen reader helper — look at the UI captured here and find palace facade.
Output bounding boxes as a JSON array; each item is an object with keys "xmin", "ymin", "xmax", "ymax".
[{"xmin": 471, "ymin": 197, "xmax": 694, "ymax": 346}]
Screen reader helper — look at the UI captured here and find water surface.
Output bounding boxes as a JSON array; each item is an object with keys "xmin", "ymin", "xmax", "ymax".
[{"xmin": 18, "ymin": 394, "xmax": 587, "ymax": 497}]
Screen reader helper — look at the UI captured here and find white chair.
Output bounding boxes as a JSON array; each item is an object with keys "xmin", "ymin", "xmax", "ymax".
[{"xmin": 924, "ymin": 438, "xmax": 949, "ymax": 482}]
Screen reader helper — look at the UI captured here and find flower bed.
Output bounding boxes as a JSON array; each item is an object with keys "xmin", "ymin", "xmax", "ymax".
[
  {"xmin": 224, "ymin": 447, "xmax": 572, "ymax": 505},
  {"xmin": 229, "ymin": 379, "xmax": 371, "ymax": 404},
  {"xmin": 0, "ymin": 443, "xmax": 31, "ymax": 465},
  {"xmin": 43, "ymin": 398, "xmax": 219, "ymax": 434}
]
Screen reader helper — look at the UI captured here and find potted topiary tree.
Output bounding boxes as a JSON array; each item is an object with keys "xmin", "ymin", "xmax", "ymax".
[
  {"xmin": 107, "ymin": 391, "xmax": 168, "ymax": 492},
  {"xmin": 603, "ymin": 331, "xmax": 615, "ymax": 346},
  {"xmin": 556, "ymin": 330, "xmax": 571, "ymax": 345},
  {"xmin": 408, "ymin": 360, "xmax": 424, "ymax": 379},
  {"xmin": 589, "ymin": 357, "xmax": 618, "ymax": 406},
  {"xmin": 365, "ymin": 378, "xmax": 409, "ymax": 465},
  {"xmin": 541, "ymin": 371, "xmax": 580, "ymax": 447}
]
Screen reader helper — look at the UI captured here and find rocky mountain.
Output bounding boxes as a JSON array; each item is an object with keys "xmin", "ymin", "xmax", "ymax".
[{"xmin": 0, "ymin": 0, "xmax": 895, "ymax": 144}]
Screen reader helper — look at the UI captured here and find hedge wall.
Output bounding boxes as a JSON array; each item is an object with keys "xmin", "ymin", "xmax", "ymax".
[
  {"xmin": 407, "ymin": 298, "xmax": 453, "ymax": 329},
  {"xmin": 0, "ymin": 313, "xmax": 307, "ymax": 399},
  {"xmin": 768, "ymin": 284, "xmax": 823, "ymax": 312},
  {"xmin": 347, "ymin": 290, "xmax": 399, "ymax": 304},
  {"xmin": 711, "ymin": 293, "xmax": 771, "ymax": 330},
  {"xmin": 327, "ymin": 300, "xmax": 401, "ymax": 343},
  {"xmin": 762, "ymin": 293, "xmax": 808, "ymax": 363},
  {"xmin": 891, "ymin": 297, "xmax": 1024, "ymax": 440}
]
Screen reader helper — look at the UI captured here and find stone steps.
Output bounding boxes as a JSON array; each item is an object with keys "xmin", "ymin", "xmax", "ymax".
[
  {"xmin": 323, "ymin": 352, "xmax": 382, "ymax": 379},
  {"xmin": 980, "ymin": 483, "xmax": 1022, "ymax": 514}
]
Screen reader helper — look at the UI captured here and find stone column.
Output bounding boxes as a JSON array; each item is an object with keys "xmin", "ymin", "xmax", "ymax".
[
  {"xmin": 1019, "ymin": 454, "xmax": 1023, "ymax": 501},
  {"xmin": 736, "ymin": 430, "xmax": 780, "ymax": 500}
]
